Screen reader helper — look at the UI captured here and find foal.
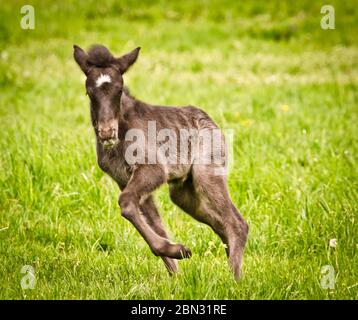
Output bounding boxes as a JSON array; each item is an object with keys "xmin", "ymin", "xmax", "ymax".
[{"xmin": 73, "ymin": 44, "xmax": 248, "ymax": 279}]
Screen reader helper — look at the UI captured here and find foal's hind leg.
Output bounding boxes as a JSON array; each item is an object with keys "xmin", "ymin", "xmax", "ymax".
[
  {"xmin": 170, "ymin": 178, "xmax": 228, "ymax": 250},
  {"xmin": 170, "ymin": 167, "xmax": 248, "ymax": 280},
  {"xmin": 140, "ymin": 196, "xmax": 178, "ymax": 274},
  {"xmin": 191, "ymin": 165, "xmax": 248, "ymax": 280}
]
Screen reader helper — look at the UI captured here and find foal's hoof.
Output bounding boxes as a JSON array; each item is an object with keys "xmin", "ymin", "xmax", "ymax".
[
  {"xmin": 179, "ymin": 245, "xmax": 192, "ymax": 259},
  {"xmin": 161, "ymin": 243, "xmax": 192, "ymax": 259}
]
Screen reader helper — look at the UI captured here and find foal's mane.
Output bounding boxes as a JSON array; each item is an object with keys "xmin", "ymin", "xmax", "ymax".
[{"xmin": 87, "ymin": 45, "xmax": 114, "ymax": 68}]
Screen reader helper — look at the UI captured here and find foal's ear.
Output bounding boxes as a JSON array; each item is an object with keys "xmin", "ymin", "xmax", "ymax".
[
  {"xmin": 73, "ymin": 45, "xmax": 90, "ymax": 75},
  {"xmin": 115, "ymin": 47, "xmax": 140, "ymax": 74}
]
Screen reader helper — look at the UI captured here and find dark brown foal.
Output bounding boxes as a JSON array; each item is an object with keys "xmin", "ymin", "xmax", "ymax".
[{"xmin": 74, "ymin": 44, "xmax": 248, "ymax": 280}]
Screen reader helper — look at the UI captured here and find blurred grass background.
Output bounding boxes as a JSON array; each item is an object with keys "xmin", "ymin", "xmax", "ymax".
[{"xmin": 0, "ymin": 0, "xmax": 357, "ymax": 299}]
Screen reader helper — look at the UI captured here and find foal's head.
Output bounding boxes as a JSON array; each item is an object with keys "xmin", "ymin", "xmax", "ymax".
[{"xmin": 73, "ymin": 44, "xmax": 140, "ymax": 147}]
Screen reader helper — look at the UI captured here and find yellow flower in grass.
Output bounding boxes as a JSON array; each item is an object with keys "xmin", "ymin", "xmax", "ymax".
[
  {"xmin": 281, "ymin": 104, "xmax": 290, "ymax": 112},
  {"xmin": 240, "ymin": 119, "xmax": 254, "ymax": 127}
]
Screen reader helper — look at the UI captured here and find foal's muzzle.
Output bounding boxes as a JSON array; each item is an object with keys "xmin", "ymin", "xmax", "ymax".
[{"xmin": 98, "ymin": 122, "xmax": 118, "ymax": 148}]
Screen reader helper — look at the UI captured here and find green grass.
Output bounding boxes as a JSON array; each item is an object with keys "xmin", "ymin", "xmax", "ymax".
[{"xmin": 0, "ymin": 0, "xmax": 357, "ymax": 299}]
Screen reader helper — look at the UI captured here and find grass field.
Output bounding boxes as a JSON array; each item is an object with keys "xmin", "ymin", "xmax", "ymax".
[{"xmin": 0, "ymin": 0, "xmax": 357, "ymax": 299}]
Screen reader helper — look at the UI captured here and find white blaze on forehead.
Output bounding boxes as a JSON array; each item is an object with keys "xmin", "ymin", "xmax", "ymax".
[{"xmin": 95, "ymin": 74, "xmax": 111, "ymax": 87}]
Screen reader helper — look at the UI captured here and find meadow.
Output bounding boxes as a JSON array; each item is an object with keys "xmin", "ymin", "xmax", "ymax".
[{"xmin": 0, "ymin": 0, "xmax": 357, "ymax": 299}]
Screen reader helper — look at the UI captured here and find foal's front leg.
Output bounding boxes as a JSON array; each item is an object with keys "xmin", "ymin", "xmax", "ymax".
[
  {"xmin": 119, "ymin": 165, "xmax": 191, "ymax": 259},
  {"xmin": 140, "ymin": 196, "xmax": 179, "ymax": 274}
]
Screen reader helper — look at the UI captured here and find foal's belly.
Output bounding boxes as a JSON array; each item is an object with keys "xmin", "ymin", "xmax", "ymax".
[{"xmin": 99, "ymin": 154, "xmax": 191, "ymax": 187}]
